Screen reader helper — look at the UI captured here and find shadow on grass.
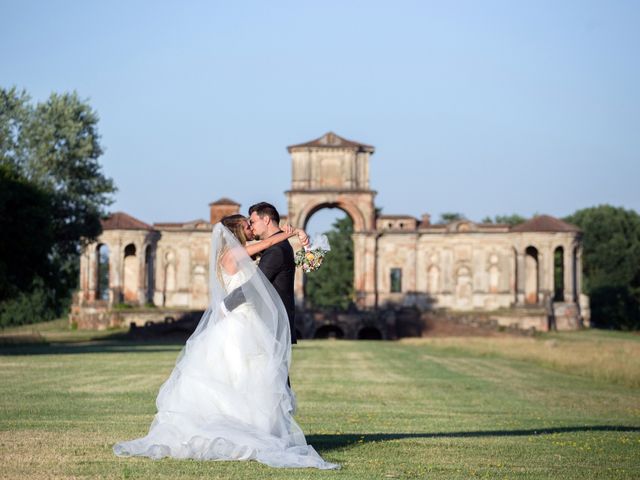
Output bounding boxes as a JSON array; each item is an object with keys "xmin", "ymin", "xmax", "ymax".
[
  {"xmin": 0, "ymin": 332, "xmax": 325, "ymax": 356},
  {"xmin": 307, "ymin": 425, "xmax": 640, "ymax": 451},
  {"xmin": 0, "ymin": 333, "xmax": 188, "ymax": 356}
]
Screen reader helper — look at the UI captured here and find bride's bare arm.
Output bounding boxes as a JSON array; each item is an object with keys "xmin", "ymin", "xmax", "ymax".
[{"xmin": 245, "ymin": 227, "xmax": 309, "ymax": 257}]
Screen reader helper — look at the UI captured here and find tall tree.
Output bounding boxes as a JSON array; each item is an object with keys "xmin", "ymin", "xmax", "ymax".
[
  {"xmin": 305, "ymin": 215, "xmax": 354, "ymax": 311},
  {"xmin": 0, "ymin": 87, "xmax": 30, "ymax": 167},
  {"xmin": 565, "ymin": 205, "xmax": 640, "ymax": 330},
  {"xmin": 25, "ymin": 91, "xmax": 115, "ymax": 256},
  {"xmin": 0, "ymin": 87, "xmax": 115, "ymax": 325},
  {"xmin": 0, "ymin": 164, "xmax": 55, "ymax": 301}
]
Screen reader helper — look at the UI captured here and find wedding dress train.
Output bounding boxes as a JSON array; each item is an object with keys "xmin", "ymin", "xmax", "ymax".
[{"xmin": 113, "ymin": 225, "xmax": 338, "ymax": 469}]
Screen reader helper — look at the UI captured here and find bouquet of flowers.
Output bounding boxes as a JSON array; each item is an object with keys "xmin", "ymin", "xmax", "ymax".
[{"xmin": 295, "ymin": 234, "xmax": 331, "ymax": 273}]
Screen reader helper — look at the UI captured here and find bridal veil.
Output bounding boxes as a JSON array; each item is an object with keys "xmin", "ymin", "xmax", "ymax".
[{"xmin": 113, "ymin": 224, "xmax": 338, "ymax": 469}]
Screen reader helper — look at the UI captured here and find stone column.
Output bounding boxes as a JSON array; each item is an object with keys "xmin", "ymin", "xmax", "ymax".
[
  {"xmin": 575, "ymin": 246, "xmax": 583, "ymax": 297},
  {"xmin": 353, "ymin": 232, "xmax": 378, "ymax": 309},
  {"xmin": 545, "ymin": 247, "xmax": 555, "ymax": 297},
  {"xmin": 563, "ymin": 243, "xmax": 575, "ymax": 303},
  {"xmin": 154, "ymin": 247, "xmax": 165, "ymax": 307},
  {"xmin": 89, "ymin": 247, "xmax": 99, "ymax": 302},
  {"xmin": 110, "ymin": 243, "xmax": 123, "ymax": 306},
  {"xmin": 138, "ymin": 243, "xmax": 146, "ymax": 305},
  {"xmin": 537, "ymin": 250, "xmax": 545, "ymax": 304},
  {"xmin": 407, "ymin": 236, "xmax": 417, "ymax": 294},
  {"xmin": 79, "ymin": 250, "xmax": 89, "ymax": 303},
  {"xmin": 516, "ymin": 251, "xmax": 525, "ymax": 305}
]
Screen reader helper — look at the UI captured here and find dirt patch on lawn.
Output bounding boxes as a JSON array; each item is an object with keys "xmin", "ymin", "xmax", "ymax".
[{"xmin": 421, "ymin": 316, "xmax": 517, "ymax": 337}]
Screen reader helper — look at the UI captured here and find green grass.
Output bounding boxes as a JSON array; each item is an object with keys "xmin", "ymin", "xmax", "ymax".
[
  {"xmin": 0, "ymin": 325, "xmax": 639, "ymax": 479},
  {"xmin": 0, "ymin": 318, "xmax": 125, "ymax": 343}
]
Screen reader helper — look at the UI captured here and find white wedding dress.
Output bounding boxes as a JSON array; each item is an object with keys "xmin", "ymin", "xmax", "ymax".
[{"xmin": 113, "ymin": 225, "xmax": 338, "ymax": 470}]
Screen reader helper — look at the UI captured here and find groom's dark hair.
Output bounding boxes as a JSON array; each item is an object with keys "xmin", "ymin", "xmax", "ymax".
[{"xmin": 249, "ymin": 202, "xmax": 280, "ymax": 224}]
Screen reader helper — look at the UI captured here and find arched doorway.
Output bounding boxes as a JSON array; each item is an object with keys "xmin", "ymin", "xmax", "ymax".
[
  {"xmin": 144, "ymin": 245, "xmax": 154, "ymax": 304},
  {"xmin": 303, "ymin": 207, "xmax": 355, "ymax": 311},
  {"xmin": 524, "ymin": 246, "xmax": 539, "ymax": 305},
  {"xmin": 123, "ymin": 243, "xmax": 138, "ymax": 303},
  {"xmin": 554, "ymin": 246, "xmax": 564, "ymax": 301},
  {"xmin": 455, "ymin": 265, "xmax": 472, "ymax": 308},
  {"xmin": 96, "ymin": 244, "xmax": 110, "ymax": 301},
  {"xmin": 314, "ymin": 325, "xmax": 345, "ymax": 339},
  {"xmin": 358, "ymin": 326, "xmax": 383, "ymax": 340}
]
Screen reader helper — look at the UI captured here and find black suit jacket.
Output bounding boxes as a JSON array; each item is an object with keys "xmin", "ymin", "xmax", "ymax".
[{"xmin": 223, "ymin": 232, "xmax": 297, "ymax": 343}]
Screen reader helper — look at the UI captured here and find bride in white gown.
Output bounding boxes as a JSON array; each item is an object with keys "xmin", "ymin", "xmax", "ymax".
[{"xmin": 113, "ymin": 219, "xmax": 339, "ymax": 470}]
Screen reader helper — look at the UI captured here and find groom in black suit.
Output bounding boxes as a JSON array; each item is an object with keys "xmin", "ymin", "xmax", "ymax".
[{"xmin": 223, "ymin": 202, "xmax": 298, "ymax": 344}]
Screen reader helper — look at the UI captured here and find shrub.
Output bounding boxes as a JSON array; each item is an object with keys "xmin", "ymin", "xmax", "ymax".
[{"xmin": 0, "ymin": 278, "xmax": 57, "ymax": 329}]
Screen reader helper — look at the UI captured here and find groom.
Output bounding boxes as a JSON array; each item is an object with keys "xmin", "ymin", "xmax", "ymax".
[{"xmin": 223, "ymin": 202, "xmax": 299, "ymax": 344}]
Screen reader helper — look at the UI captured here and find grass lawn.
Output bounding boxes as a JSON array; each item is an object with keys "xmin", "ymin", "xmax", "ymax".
[{"xmin": 0, "ymin": 322, "xmax": 639, "ymax": 479}]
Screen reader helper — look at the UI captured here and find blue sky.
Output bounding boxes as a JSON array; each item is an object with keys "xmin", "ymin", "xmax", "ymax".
[{"xmin": 2, "ymin": 0, "xmax": 639, "ymax": 234}]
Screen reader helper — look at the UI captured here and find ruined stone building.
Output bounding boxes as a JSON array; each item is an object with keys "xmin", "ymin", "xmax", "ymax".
[{"xmin": 71, "ymin": 132, "xmax": 589, "ymax": 338}]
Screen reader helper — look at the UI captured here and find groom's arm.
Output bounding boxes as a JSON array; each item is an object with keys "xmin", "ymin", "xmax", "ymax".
[
  {"xmin": 222, "ymin": 287, "xmax": 246, "ymax": 313},
  {"xmin": 222, "ymin": 275, "xmax": 263, "ymax": 313}
]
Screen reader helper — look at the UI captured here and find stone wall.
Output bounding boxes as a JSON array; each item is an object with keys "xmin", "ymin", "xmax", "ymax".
[{"xmin": 71, "ymin": 133, "xmax": 588, "ymax": 333}]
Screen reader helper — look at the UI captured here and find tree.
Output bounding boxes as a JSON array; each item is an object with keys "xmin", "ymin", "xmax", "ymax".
[
  {"xmin": 0, "ymin": 87, "xmax": 30, "ymax": 166},
  {"xmin": 482, "ymin": 214, "xmax": 526, "ymax": 226},
  {"xmin": 565, "ymin": 205, "xmax": 640, "ymax": 330},
  {"xmin": 0, "ymin": 87, "xmax": 115, "ymax": 325},
  {"xmin": 438, "ymin": 212, "xmax": 464, "ymax": 224},
  {"xmin": 24, "ymin": 91, "xmax": 115, "ymax": 256},
  {"xmin": 305, "ymin": 215, "xmax": 354, "ymax": 310},
  {"xmin": 0, "ymin": 164, "xmax": 55, "ymax": 301}
]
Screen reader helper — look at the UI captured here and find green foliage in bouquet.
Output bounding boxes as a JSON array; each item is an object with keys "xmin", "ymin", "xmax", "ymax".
[{"xmin": 295, "ymin": 247, "xmax": 328, "ymax": 272}]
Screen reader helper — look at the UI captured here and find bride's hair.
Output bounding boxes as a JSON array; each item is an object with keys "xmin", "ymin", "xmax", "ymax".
[{"xmin": 221, "ymin": 214, "xmax": 248, "ymax": 246}]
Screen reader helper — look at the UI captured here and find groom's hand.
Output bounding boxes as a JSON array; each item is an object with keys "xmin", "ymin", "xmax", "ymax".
[{"xmin": 222, "ymin": 287, "xmax": 247, "ymax": 314}]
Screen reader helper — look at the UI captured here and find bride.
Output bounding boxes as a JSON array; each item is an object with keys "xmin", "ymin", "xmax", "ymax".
[{"xmin": 113, "ymin": 217, "xmax": 339, "ymax": 470}]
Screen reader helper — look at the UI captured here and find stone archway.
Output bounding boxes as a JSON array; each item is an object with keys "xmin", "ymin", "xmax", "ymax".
[
  {"xmin": 97, "ymin": 244, "xmax": 110, "ymax": 301},
  {"xmin": 554, "ymin": 246, "xmax": 564, "ymax": 301},
  {"xmin": 314, "ymin": 324, "xmax": 345, "ymax": 339},
  {"xmin": 123, "ymin": 243, "xmax": 139, "ymax": 303},
  {"xmin": 293, "ymin": 200, "xmax": 370, "ymax": 308},
  {"xmin": 295, "ymin": 199, "xmax": 369, "ymax": 233},
  {"xmin": 358, "ymin": 326, "xmax": 383, "ymax": 340},
  {"xmin": 286, "ymin": 132, "xmax": 379, "ymax": 309},
  {"xmin": 290, "ymin": 197, "xmax": 378, "ymax": 309},
  {"xmin": 301, "ymin": 205, "xmax": 355, "ymax": 310}
]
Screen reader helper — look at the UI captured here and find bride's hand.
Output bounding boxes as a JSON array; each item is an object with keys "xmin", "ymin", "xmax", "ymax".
[
  {"xmin": 296, "ymin": 229, "xmax": 310, "ymax": 248},
  {"xmin": 282, "ymin": 224, "xmax": 294, "ymax": 235}
]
